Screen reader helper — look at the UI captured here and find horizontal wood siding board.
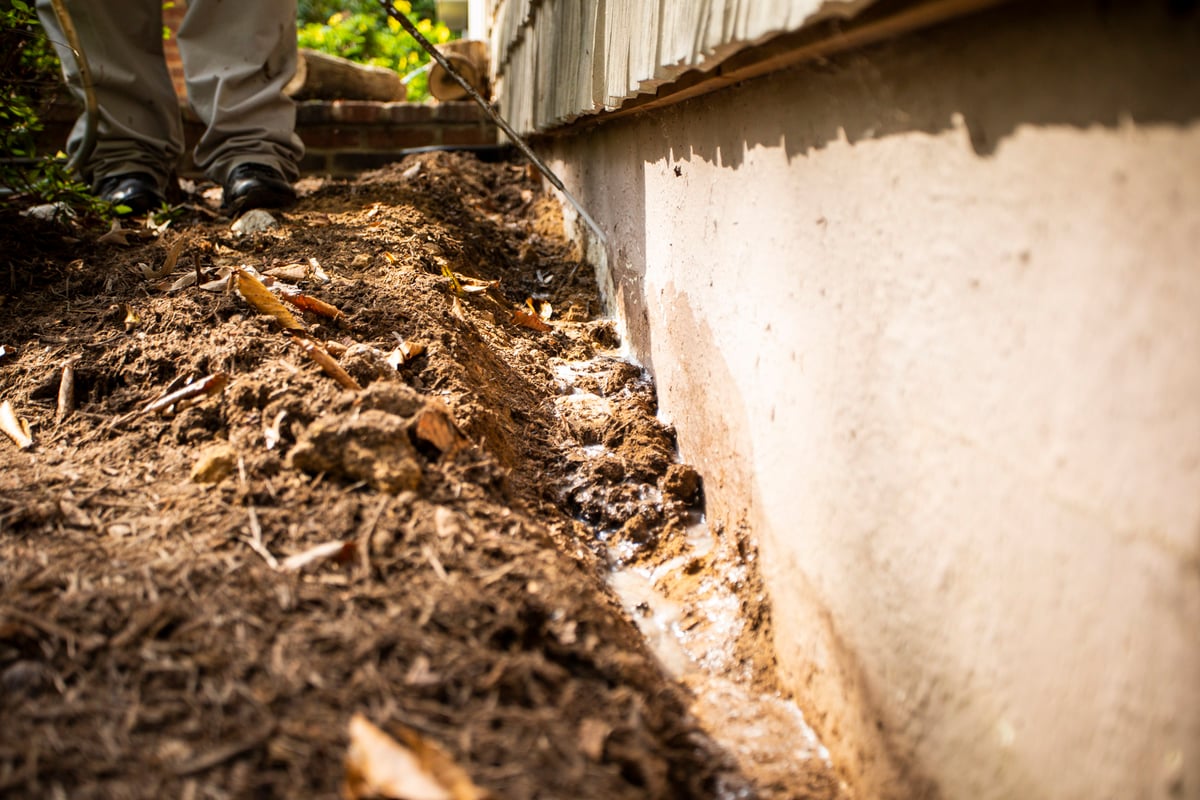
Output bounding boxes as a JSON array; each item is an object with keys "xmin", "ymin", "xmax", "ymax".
[{"xmin": 490, "ymin": 0, "xmax": 1009, "ymax": 133}]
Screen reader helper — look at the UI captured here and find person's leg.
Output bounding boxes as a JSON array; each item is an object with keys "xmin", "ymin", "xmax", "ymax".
[
  {"xmin": 177, "ymin": 0, "xmax": 305, "ymax": 191},
  {"xmin": 34, "ymin": 0, "xmax": 182, "ymax": 195}
]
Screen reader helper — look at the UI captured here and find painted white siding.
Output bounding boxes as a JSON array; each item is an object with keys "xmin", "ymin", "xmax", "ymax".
[{"xmin": 488, "ymin": 0, "xmax": 879, "ymax": 132}]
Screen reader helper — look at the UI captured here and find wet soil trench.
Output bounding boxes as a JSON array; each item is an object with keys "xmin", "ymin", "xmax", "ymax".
[{"xmin": 0, "ymin": 153, "xmax": 843, "ymax": 798}]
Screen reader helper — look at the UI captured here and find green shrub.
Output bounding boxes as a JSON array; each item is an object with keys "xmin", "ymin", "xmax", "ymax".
[
  {"xmin": 297, "ymin": 0, "xmax": 454, "ymax": 101},
  {"xmin": 0, "ymin": 0, "xmax": 107, "ymax": 213}
]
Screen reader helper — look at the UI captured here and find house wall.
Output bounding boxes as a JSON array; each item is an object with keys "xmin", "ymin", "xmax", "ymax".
[{"xmin": 528, "ymin": 2, "xmax": 1200, "ymax": 798}]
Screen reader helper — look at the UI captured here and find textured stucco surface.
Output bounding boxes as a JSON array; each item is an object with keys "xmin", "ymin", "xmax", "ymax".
[{"xmin": 542, "ymin": 3, "xmax": 1200, "ymax": 798}]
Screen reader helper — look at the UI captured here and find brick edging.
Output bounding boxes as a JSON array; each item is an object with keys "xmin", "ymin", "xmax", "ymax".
[{"xmin": 36, "ymin": 100, "xmax": 497, "ymax": 178}]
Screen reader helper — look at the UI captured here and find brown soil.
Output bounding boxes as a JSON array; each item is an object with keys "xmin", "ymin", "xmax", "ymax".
[{"xmin": 0, "ymin": 153, "xmax": 841, "ymax": 799}]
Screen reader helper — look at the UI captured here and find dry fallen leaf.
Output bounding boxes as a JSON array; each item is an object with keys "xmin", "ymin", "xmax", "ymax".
[
  {"xmin": 0, "ymin": 400, "xmax": 33, "ymax": 449},
  {"xmin": 166, "ymin": 272, "xmax": 198, "ymax": 293},
  {"xmin": 139, "ymin": 372, "xmax": 228, "ymax": 416},
  {"xmin": 289, "ymin": 334, "xmax": 362, "ymax": 392},
  {"xmin": 309, "ymin": 257, "xmax": 331, "ymax": 283},
  {"xmin": 97, "ymin": 220, "xmax": 136, "ymax": 246},
  {"xmin": 200, "ymin": 267, "xmax": 235, "ymax": 293},
  {"xmin": 122, "ymin": 305, "xmax": 141, "ymax": 332},
  {"xmin": 265, "ymin": 262, "xmax": 311, "ymax": 282},
  {"xmin": 454, "ymin": 273, "xmax": 500, "ymax": 294},
  {"xmin": 386, "ymin": 334, "xmax": 425, "ymax": 369},
  {"xmin": 281, "ymin": 291, "xmax": 346, "ymax": 321},
  {"xmin": 440, "ymin": 263, "xmax": 464, "ymax": 296},
  {"xmin": 526, "ymin": 297, "xmax": 553, "ymax": 321},
  {"xmin": 141, "ymin": 236, "xmax": 188, "ymax": 280},
  {"xmin": 510, "ymin": 308, "xmax": 551, "ymax": 332},
  {"xmin": 343, "ymin": 713, "xmax": 491, "ymax": 800},
  {"xmin": 234, "ymin": 268, "xmax": 304, "ymax": 331},
  {"xmin": 414, "ymin": 403, "xmax": 467, "ymax": 455}
]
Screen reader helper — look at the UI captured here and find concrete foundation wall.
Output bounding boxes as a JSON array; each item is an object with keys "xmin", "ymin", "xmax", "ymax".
[{"xmin": 543, "ymin": 3, "xmax": 1200, "ymax": 798}]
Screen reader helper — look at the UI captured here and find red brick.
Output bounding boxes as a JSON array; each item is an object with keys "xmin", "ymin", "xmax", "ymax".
[
  {"xmin": 297, "ymin": 125, "xmax": 363, "ymax": 149},
  {"xmin": 296, "ymin": 101, "xmax": 335, "ymax": 124},
  {"xmin": 439, "ymin": 125, "xmax": 498, "ymax": 146},
  {"xmin": 163, "ymin": 1, "xmax": 187, "ymax": 98},
  {"xmin": 330, "ymin": 101, "xmax": 384, "ymax": 124},
  {"xmin": 299, "ymin": 152, "xmax": 333, "ymax": 176},
  {"xmin": 379, "ymin": 103, "xmax": 437, "ymax": 124},
  {"xmin": 361, "ymin": 127, "xmax": 439, "ymax": 150},
  {"xmin": 331, "ymin": 152, "xmax": 409, "ymax": 175},
  {"xmin": 433, "ymin": 102, "xmax": 488, "ymax": 122}
]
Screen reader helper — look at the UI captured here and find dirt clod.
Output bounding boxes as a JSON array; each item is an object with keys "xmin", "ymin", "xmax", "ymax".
[
  {"xmin": 190, "ymin": 441, "xmax": 239, "ymax": 483},
  {"xmin": 289, "ymin": 407, "xmax": 424, "ymax": 492}
]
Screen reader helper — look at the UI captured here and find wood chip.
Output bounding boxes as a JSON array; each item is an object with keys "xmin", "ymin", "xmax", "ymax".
[
  {"xmin": 278, "ymin": 540, "xmax": 355, "ymax": 573},
  {"xmin": 56, "ymin": 363, "xmax": 75, "ymax": 422}
]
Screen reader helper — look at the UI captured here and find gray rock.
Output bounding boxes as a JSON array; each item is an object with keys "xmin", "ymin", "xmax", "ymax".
[{"xmin": 231, "ymin": 208, "xmax": 279, "ymax": 235}]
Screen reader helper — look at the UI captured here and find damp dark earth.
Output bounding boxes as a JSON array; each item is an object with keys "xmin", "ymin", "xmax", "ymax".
[{"xmin": 0, "ymin": 153, "xmax": 843, "ymax": 799}]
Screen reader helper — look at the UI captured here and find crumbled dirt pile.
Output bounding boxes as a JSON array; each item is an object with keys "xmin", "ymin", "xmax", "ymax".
[{"xmin": 0, "ymin": 153, "xmax": 839, "ymax": 799}]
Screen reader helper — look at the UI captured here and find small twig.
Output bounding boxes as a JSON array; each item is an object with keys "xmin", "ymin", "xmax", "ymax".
[
  {"xmin": 356, "ymin": 495, "xmax": 391, "ymax": 579},
  {"xmin": 0, "ymin": 739, "xmax": 38, "ymax": 792},
  {"xmin": 0, "ymin": 605, "xmax": 77, "ymax": 656},
  {"xmin": 172, "ymin": 719, "xmax": 276, "ymax": 776},
  {"xmin": 422, "ymin": 544, "xmax": 448, "ymax": 582},
  {"xmin": 243, "ymin": 505, "xmax": 279, "ymax": 569}
]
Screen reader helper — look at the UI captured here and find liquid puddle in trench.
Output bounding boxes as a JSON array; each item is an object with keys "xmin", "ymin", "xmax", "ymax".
[{"xmin": 550, "ymin": 351, "xmax": 835, "ymax": 797}]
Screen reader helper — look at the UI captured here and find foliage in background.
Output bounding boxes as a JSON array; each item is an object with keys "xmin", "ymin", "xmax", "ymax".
[
  {"xmin": 297, "ymin": 0, "xmax": 454, "ymax": 101},
  {"xmin": 0, "ymin": 0, "xmax": 108, "ymax": 215},
  {"xmin": 299, "ymin": 0, "xmax": 437, "ymax": 21}
]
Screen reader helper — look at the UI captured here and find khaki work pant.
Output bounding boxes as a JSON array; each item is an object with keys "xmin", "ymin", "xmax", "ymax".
[{"xmin": 36, "ymin": 0, "xmax": 305, "ymax": 191}]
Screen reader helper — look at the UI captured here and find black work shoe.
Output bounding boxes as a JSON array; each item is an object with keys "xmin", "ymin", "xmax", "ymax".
[
  {"xmin": 222, "ymin": 163, "xmax": 296, "ymax": 215},
  {"xmin": 96, "ymin": 172, "xmax": 164, "ymax": 216}
]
